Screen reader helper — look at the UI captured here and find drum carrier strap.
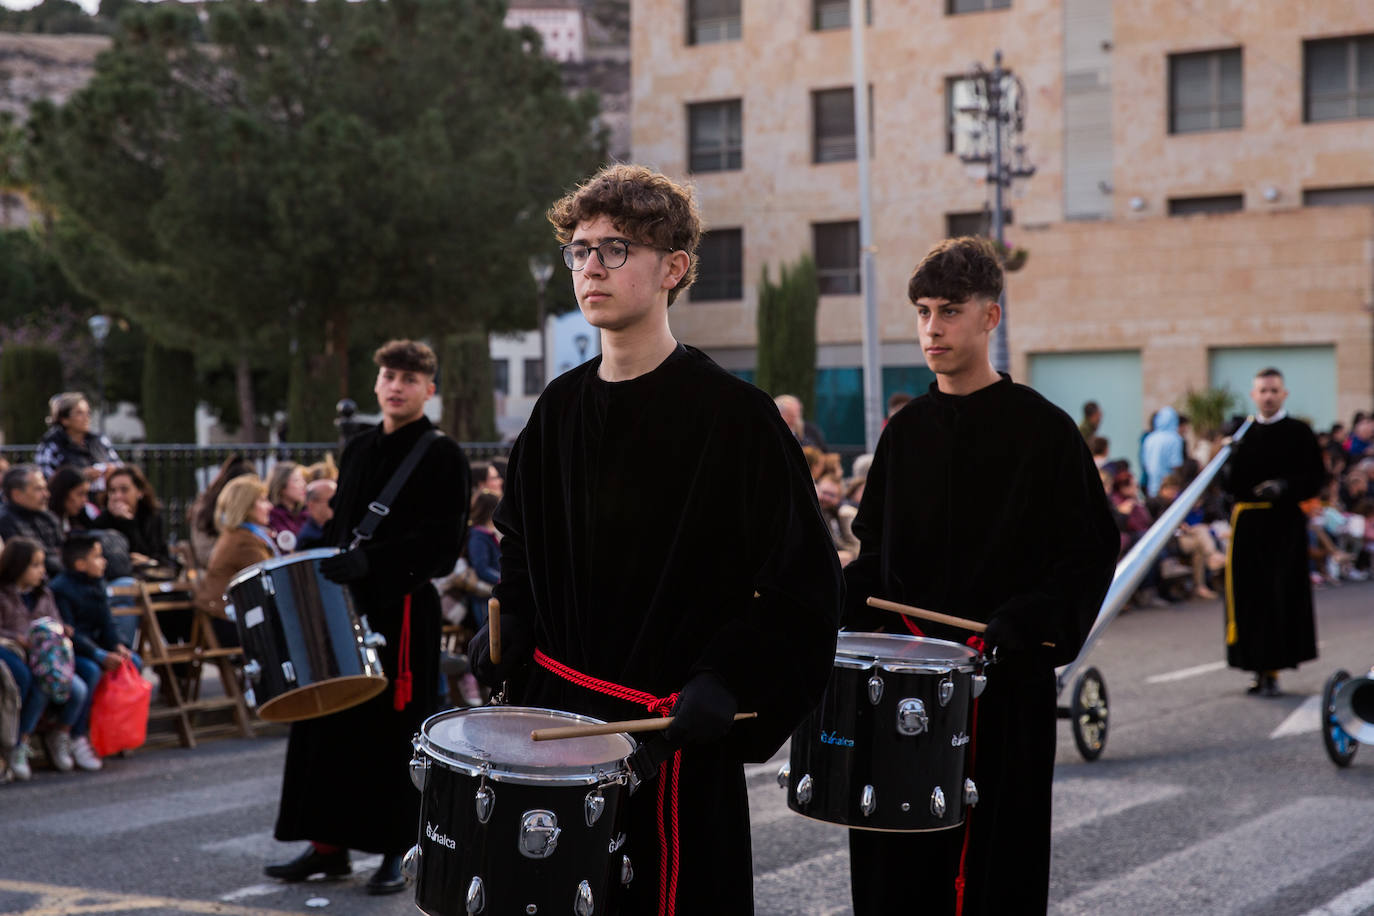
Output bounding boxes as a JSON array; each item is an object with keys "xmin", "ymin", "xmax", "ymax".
[
  {"xmin": 348, "ymin": 427, "xmax": 443, "ymax": 712},
  {"xmin": 533, "ymin": 649, "xmax": 683, "ymax": 916}
]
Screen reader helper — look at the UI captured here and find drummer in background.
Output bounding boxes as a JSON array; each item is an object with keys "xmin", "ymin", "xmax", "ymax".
[
  {"xmin": 468, "ymin": 163, "xmax": 842, "ymax": 915},
  {"xmin": 842, "ymin": 236, "xmax": 1118, "ymax": 915},
  {"xmin": 264, "ymin": 339, "xmax": 469, "ymax": 895}
]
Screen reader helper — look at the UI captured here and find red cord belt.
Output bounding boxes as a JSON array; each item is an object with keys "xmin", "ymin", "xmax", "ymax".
[{"xmin": 534, "ymin": 648, "xmax": 681, "ymax": 916}]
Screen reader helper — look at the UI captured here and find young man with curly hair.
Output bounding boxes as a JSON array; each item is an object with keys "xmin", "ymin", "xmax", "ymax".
[
  {"xmin": 470, "ymin": 164, "xmax": 843, "ymax": 915},
  {"xmin": 842, "ymin": 237, "xmax": 1119, "ymax": 914}
]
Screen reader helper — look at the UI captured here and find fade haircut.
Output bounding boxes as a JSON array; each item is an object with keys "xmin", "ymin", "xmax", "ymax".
[
  {"xmin": 374, "ymin": 339, "xmax": 437, "ymax": 376},
  {"xmin": 908, "ymin": 236, "xmax": 1004, "ymax": 306},
  {"xmin": 62, "ymin": 530, "xmax": 100, "ymax": 570},
  {"xmin": 548, "ymin": 164, "xmax": 701, "ymax": 304},
  {"xmin": 1255, "ymin": 367, "xmax": 1284, "ymax": 382}
]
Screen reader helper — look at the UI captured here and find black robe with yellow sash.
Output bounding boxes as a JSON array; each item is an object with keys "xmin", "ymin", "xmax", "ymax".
[{"xmin": 1223, "ymin": 415, "xmax": 1325, "ymax": 673}]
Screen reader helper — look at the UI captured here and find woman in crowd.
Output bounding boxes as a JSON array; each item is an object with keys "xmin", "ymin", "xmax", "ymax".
[
  {"xmin": 0, "ymin": 537, "xmax": 97, "ymax": 778},
  {"xmin": 95, "ymin": 465, "xmax": 171, "ymax": 571},
  {"xmin": 465, "ymin": 491, "xmax": 501, "ymax": 630},
  {"xmin": 266, "ymin": 463, "xmax": 309, "ymax": 550},
  {"xmin": 194, "ymin": 476, "xmax": 276, "ymax": 640},
  {"xmin": 34, "ymin": 393, "xmax": 121, "ymax": 482},
  {"xmin": 187, "ymin": 455, "xmax": 255, "ymax": 570},
  {"xmin": 471, "ymin": 459, "xmax": 505, "ymax": 498},
  {"xmin": 47, "ymin": 467, "xmax": 98, "ymax": 534}
]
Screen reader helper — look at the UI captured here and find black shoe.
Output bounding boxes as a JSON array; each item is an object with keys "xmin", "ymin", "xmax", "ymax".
[
  {"xmin": 1262, "ymin": 674, "xmax": 1281, "ymax": 697},
  {"xmin": 264, "ymin": 845, "xmax": 351, "ymax": 881},
  {"xmin": 365, "ymin": 854, "xmax": 408, "ymax": 895},
  {"xmin": 1246, "ymin": 675, "xmax": 1265, "ymax": 695}
]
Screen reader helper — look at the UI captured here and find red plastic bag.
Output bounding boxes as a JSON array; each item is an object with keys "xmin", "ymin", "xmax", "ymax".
[{"xmin": 90, "ymin": 658, "xmax": 152, "ymax": 758}]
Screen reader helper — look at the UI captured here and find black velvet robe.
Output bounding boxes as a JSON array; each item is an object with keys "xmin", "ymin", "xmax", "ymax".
[
  {"xmin": 1223, "ymin": 415, "xmax": 1324, "ymax": 673},
  {"xmin": 842, "ymin": 375, "xmax": 1118, "ymax": 916},
  {"xmin": 493, "ymin": 344, "xmax": 842, "ymax": 914},
  {"xmin": 275, "ymin": 416, "xmax": 468, "ymax": 854}
]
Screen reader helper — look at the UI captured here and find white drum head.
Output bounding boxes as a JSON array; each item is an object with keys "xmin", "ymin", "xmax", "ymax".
[
  {"xmin": 836, "ymin": 632, "xmax": 980, "ymax": 673},
  {"xmin": 421, "ymin": 706, "xmax": 633, "ymax": 784}
]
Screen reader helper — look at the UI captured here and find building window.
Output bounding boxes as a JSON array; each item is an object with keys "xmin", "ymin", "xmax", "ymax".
[
  {"xmin": 813, "ymin": 87, "xmax": 873, "ymax": 163},
  {"xmin": 813, "ymin": 221, "xmax": 860, "ymax": 295},
  {"xmin": 687, "ymin": 0, "xmax": 740, "ymax": 45},
  {"xmin": 1304, "ymin": 36, "xmax": 1374, "ymax": 122},
  {"xmin": 948, "ymin": 0, "xmax": 1009, "ymax": 13},
  {"xmin": 945, "ymin": 75, "xmax": 979, "ymax": 154},
  {"xmin": 523, "ymin": 358, "xmax": 544, "ymax": 395},
  {"xmin": 813, "ymin": 0, "xmax": 870, "ymax": 30},
  {"xmin": 492, "ymin": 359, "xmax": 509, "ymax": 395},
  {"xmin": 1168, "ymin": 48, "xmax": 1243, "ymax": 134},
  {"xmin": 688, "ymin": 100, "xmax": 742, "ymax": 172},
  {"xmin": 693, "ymin": 228, "xmax": 743, "ymax": 301},
  {"xmin": 1167, "ymin": 194, "xmax": 1244, "ymax": 216},
  {"xmin": 945, "ymin": 209, "xmax": 1013, "ymax": 239},
  {"xmin": 1303, "ymin": 185, "xmax": 1374, "ymax": 207}
]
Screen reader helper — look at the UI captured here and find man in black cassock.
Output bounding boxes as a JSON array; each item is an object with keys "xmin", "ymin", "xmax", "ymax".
[
  {"xmin": 265, "ymin": 340, "xmax": 468, "ymax": 894},
  {"xmin": 469, "ymin": 164, "xmax": 843, "ymax": 916},
  {"xmin": 1224, "ymin": 367, "xmax": 1324, "ymax": 696},
  {"xmin": 841, "ymin": 237, "xmax": 1119, "ymax": 915}
]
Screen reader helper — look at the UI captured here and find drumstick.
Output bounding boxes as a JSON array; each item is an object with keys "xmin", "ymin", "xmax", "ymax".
[
  {"xmin": 866, "ymin": 597, "xmax": 986, "ymax": 633},
  {"xmin": 865, "ymin": 597, "xmax": 1057, "ymax": 648},
  {"xmin": 488, "ymin": 597, "xmax": 501, "ymax": 665},
  {"xmin": 531, "ymin": 712, "xmax": 758, "ymax": 742}
]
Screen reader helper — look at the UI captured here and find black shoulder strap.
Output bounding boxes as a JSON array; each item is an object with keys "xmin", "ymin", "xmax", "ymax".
[{"xmin": 349, "ymin": 428, "xmax": 443, "ymax": 549}]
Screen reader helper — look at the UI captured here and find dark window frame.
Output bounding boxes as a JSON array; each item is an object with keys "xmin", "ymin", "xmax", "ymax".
[
  {"xmin": 687, "ymin": 0, "xmax": 741, "ymax": 45},
  {"xmin": 1303, "ymin": 35, "xmax": 1374, "ymax": 123},
  {"xmin": 492, "ymin": 358, "xmax": 510, "ymax": 396},
  {"xmin": 812, "ymin": 0, "xmax": 871, "ymax": 30},
  {"xmin": 945, "ymin": 208, "xmax": 1014, "ymax": 239},
  {"xmin": 812, "ymin": 85, "xmax": 874, "ymax": 163},
  {"xmin": 1168, "ymin": 47, "xmax": 1244, "ymax": 134},
  {"xmin": 522, "ymin": 358, "xmax": 544, "ymax": 396},
  {"xmin": 947, "ymin": 0, "xmax": 1010, "ymax": 15},
  {"xmin": 692, "ymin": 228, "xmax": 744, "ymax": 302},
  {"xmin": 813, "ymin": 220, "xmax": 861, "ymax": 296},
  {"xmin": 1166, "ymin": 194, "xmax": 1244, "ymax": 216},
  {"xmin": 687, "ymin": 99, "xmax": 743, "ymax": 173},
  {"xmin": 945, "ymin": 74, "xmax": 978, "ymax": 154}
]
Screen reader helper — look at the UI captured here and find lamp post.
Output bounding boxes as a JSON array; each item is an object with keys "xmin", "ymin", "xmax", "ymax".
[
  {"xmin": 957, "ymin": 49, "xmax": 1036, "ymax": 373},
  {"xmin": 528, "ymin": 255, "xmax": 555, "ymax": 394},
  {"xmin": 86, "ymin": 314, "xmax": 111, "ymax": 436}
]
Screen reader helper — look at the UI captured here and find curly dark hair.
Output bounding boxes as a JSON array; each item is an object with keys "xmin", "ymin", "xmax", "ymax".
[
  {"xmin": 374, "ymin": 339, "xmax": 438, "ymax": 376},
  {"xmin": 547, "ymin": 164, "xmax": 701, "ymax": 304},
  {"xmin": 907, "ymin": 236, "xmax": 1004, "ymax": 306}
]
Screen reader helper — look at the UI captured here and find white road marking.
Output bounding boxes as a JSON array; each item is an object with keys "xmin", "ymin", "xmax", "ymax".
[
  {"xmin": 1052, "ymin": 777, "xmax": 1187, "ymax": 835},
  {"xmin": 219, "ymin": 883, "xmax": 283, "ymax": 902},
  {"xmin": 1051, "ymin": 797, "xmax": 1374, "ymax": 915},
  {"xmin": 1145, "ymin": 660, "xmax": 1228, "ymax": 684},
  {"xmin": 1299, "ymin": 875, "xmax": 1374, "ymax": 916},
  {"xmin": 1270, "ymin": 694, "xmax": 1322, "ymax": 739},
  {"xmin": 14, "ymin": 776, "xmax": 279, "ymax": 837}
]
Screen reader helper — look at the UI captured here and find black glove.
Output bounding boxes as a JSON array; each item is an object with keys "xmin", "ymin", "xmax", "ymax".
[
  {"xmin": 1252, "ymin": 478, "xmax": 1287, "ymax": 499},
  {"xmin": 470, "ymin": 612, "xmax": 534, "ymax": 687},
  {"xmin": 982, "ymin": 612, "xmax": 1031, "ymax": 655},
  {"xmin": 663, "ymin": 672, "xmax": 737, "ymax": 747},
  {"xmin": 320, "ymin": 548, "xmax": 369, "ymax": 584}
]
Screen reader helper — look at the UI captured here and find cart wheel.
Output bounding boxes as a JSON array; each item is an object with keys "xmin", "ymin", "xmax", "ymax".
[
  {"xmin": 1071, "ymin": 667, "xmax": 1109, "ymax": 761},
  {"xmin": 1322, "ymin": 669, "xmax": 1358, "ymax": 768}
]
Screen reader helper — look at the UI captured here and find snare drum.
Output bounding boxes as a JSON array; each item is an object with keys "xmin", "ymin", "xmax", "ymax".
[
  {"xmin": 405, "ymin": 706, "xmax": 636, "ymax": 916},
  {"xmin": 784, "ymin": 632, "xmax": 985, "ymax": 832},
  {"xmin": 225, "ymin": 548, "xmax": 388, "ymax": 722}
]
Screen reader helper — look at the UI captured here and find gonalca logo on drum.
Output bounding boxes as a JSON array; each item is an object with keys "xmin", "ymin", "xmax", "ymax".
[
  {"xmin": 425, "ymin": 822, "xmax": 456, "ymax": 849},
  {"xmin": 951, "ymin": 732, "xmax": 970, "ymax": 747},
  {"xmin": 820, "ymin": 730, "xmax": 855, "ymax": 747}
]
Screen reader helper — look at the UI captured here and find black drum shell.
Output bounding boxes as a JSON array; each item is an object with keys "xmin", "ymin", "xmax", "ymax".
[
  {"xmin": 788, "ymin": 636, "xmax": 978, "ymax": 832},
  {"xmin": 225, "ymin": 548, "xmax": 386, "ymax": 721}
]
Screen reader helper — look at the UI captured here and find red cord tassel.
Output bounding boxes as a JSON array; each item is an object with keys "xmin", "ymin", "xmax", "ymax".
[{"xmin": 393, "ymin": 595, "xmax": 412, "ymax": 711}]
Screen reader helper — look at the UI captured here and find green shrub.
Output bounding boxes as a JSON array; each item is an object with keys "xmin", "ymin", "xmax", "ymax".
[{"xmin": 0, "ymin": 344, "xmax": 64, "ymax": 444}]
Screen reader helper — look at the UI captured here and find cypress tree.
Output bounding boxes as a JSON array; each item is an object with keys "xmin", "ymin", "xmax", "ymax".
[
  {"xmin": 755, "ymin": 254, "xmax": 819, "ymax": 418},
  {"xmin": 0, "ymin": 344, "xmax": 64, "ymax": 444},
  {"xmin": 140, "ymin": 339, "xmax": 197, "ymax": 442}
]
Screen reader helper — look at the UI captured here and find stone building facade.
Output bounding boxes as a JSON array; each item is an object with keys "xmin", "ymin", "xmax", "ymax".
[{"xmin": 629, "ymin": 0, "xmax": 1374, "ymax": 451}]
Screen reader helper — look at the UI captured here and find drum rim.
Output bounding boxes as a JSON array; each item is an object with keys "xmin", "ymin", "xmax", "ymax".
[
  {"xmin": 227, "ymin": 547, "xmax": 342, "ymax": 591},
  {"xmin": 418, "ymin": 706, "xmax": 634, "ymax": 786},
  {"xmin": 834, "ymin": 630, "xmax": 981, "ymax": 673}
]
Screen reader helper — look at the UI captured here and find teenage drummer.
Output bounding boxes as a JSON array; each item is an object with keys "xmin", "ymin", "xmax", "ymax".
[
  {"xmin": 842, "ymin": 237, "xmax": 1118, "ymax": 915},
  {"xmin": 264, "ymin": 340, "xmax": 470, "ymax": 895},
  {"xmin": 468, "ymin": 163, "xmax": 843, "ymax": 915}
]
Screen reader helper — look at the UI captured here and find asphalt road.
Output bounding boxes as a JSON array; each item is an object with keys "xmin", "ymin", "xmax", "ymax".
[{"xmin": 1, "ymin": 581, "xmax": 1371, "ymax": 915}]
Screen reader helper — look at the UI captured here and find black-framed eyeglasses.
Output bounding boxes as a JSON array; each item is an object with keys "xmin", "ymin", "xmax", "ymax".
[{"xmin": 559, "ymin": 238, "xmax": 674, "ymax": 271}]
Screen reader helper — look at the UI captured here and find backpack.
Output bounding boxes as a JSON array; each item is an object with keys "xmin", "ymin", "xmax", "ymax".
[{"xmin": 27, "ymin": 617, "xmax": 75, "ymax": 704}]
